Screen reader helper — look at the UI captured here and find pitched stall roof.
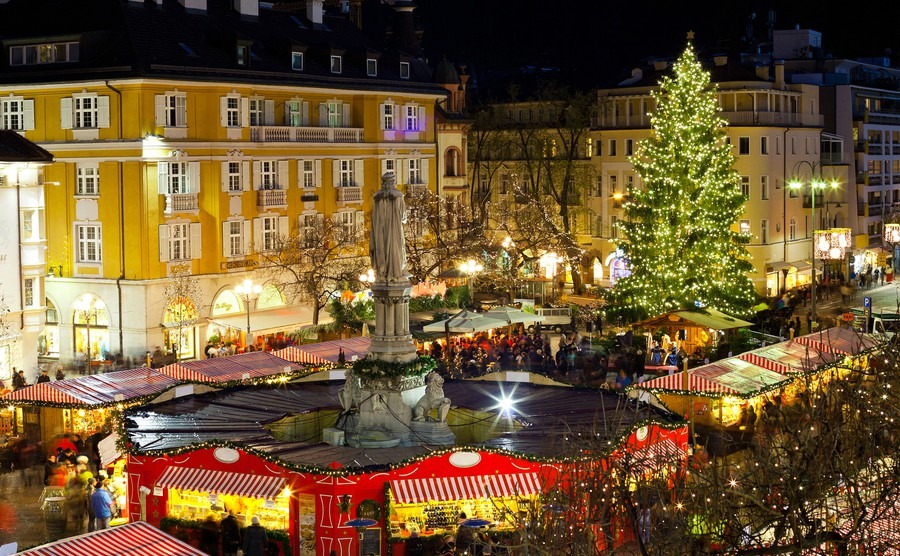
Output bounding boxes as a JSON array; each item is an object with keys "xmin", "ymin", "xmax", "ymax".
[
  {"xmin": 17, "ymin": 520, "xmax": 208, "ymax": 556},
  {"xmin": 632, "ymin": 308, "xmax": 754, "ymax": 331},
  {"xmin": 275, "ymin": 337, "xmax": 372, "ymax": 364},
  {"xmin": 126, "ymin": 381, "xmax": 681, "ymax": 470},
  {"xmin": 2, "ymin": 368, "xmax": 179, "ymax": 407},
  {"xmin": 793, "ymin": 326, "xmax": 880, "ymax": 355},
  {"xmin": 739, "ymin": 339, "xmax": 838, "ymax": 375},
  {"xmin": 157, "ymin": 351, "xmax": 303, "ymax": 383},
  {"xmin": 0, "ymin": 130, "xmax": 54, "ymax": 162},
  {"xmin": 638, "ymin": 357, "xmax": 791, "ymax": 398}
]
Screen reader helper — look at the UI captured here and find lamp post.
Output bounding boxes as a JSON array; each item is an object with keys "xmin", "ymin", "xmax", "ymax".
[
  {"xmin": 234, "ymin": 278, "xmax": 262, "ymax": 350},
  {"xmin": 460, "ymin": 259, "xmax": 483, "ymax": 309},
  {"xmin": 73, "ymin": 294, "xmax": 101, "ymax": 375},
  {"xmin": 790, "ymin": 161, "xmax": 839, "ymax": 331}
]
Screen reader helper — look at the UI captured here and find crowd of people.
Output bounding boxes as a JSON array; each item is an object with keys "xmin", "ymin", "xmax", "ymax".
[{"xmin": 193, "ymin": 512, "xmax": 270, "ymax": 556}]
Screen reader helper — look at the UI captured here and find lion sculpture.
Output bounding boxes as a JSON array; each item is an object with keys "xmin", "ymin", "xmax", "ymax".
[
  {"xmin": 413, "ymin": 371, "xmax": 451, "ymax": 422},
  {"xmin": 338, "ymin": 369, "xmax": 362, "ymax": 412}
]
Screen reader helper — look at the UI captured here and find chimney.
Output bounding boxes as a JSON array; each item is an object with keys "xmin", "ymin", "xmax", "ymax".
[
  {"xmin": 306, "ymin": 0, "xmax": 323, "ymax": 25},
  {"xmin": 178, "ymin": 0, "xmax": 207, "ymax": 11},
  {"xmin": 774, "ymin": 60, "xmax": 785, "ymax": 89},
  {"xmin": 755, "ymin": 65, "xmax": 770, "ymax": 80},
  {"xmin": 233, "ymin": 0, "xmax": 258, "ymax": 17},
  {"xmin": 388, "ymin": 1, "xmax": 422, "ymax": 58},
  {"xmin": 714, "ymin": 55, "xmax": 728, "ymax": 66}
]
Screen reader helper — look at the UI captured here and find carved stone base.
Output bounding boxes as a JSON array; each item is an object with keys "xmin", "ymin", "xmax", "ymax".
[{"xmin": 409, "ymin": 421, "xmax": 456, "ymax": 446}]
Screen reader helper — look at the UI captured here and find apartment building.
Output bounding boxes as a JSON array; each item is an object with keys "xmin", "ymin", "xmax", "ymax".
[{"xmin": 0, "ymin": 0, "xmax": 453, "ymax": 366}]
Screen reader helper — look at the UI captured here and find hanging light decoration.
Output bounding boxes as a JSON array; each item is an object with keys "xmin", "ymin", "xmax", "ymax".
[
  {"xmin": 884, "ymin": 223, "xmax": 900, "ymax": 245},
  {"xmin": 815, "ymin": 228, "xmax": 851, "ymax": 260}
]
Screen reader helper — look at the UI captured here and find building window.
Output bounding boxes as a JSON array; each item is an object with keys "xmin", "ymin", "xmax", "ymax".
[
  {"xmin": 382, "ymin": 103, "xmax": 395, "ymax": 130},
  {"xmin": 326, "ymin": 101, "xmax": 342, "ymax": 128},
  {"xmin": 400, "ymin": 61, "xmax": 410, "ymax": 79},
  {"xmin": 608, "ymin": 139, "xmax": 617, "ymax": 157},
  {"xmin": 760, "ymin": 220, "xmax": 768, "ymax": 243},
  {"xmin": 76, "ymin": 164, "xmax": 99, "ymax": 196},
  {"xmin": 408, "ymin": 159, "xmax": 422, "ymax": 185},
  {"xmin": 739, "ymin": 220, "xmax": 750, "ymax": 235},
  {"xmin": 338, "ymin": 160, "xmax": 353, "ymax": 187},
  {"xmin": 789, "ymin": 218, "xmax": 797, "ymax": 240},
  {"xmin": 261, "ymin": 216, "xmax": 278, "ymax": 251},
  {"xmin": 625, "ymin": 139, "xmax": 633, "ymax": 156},
  {"xmin": 0, "ymin": 96, "xmax": 32, "ymax": 131},
  {"xmin": 301, "ymin": 213, "xmax": 319, "ymax": 248},
  {"xmin": 9, "ymin": 41, "xmax": 79, "ymax": 65},
  {"xmin": 161, "ymin": 93, "xmax": 187, "ymax": 127},
  {"xmin": 740, "ymin": 175, "xmax": 750, "ymax": 198},
  {"xmin": 22, "ymin": 209, "xmax": 34, "ymax": 240},
  {"xmin": 226, "ymin": 162, "xmax": 242, "ymax": 192},
  {"xmin": 625, "ymin": 174, "xmax": 634, "ymax": 190},
  {"xmin": 225, "ymin": 221, "xmax": 244, "ymax": 257},
  {"xmin": 586, "ymin": 137, "xmax": 593, "ymax": 157},
  {"xmin": 760, "ymin": 136, "xmax": 769, "ymax": 155},
  {"xmin": 249, "ymin": 98, "xmax": 264, "ymax": 127},
  {"xmin": 367, "ymin": 58, "xmax": 377, "ymax": 76},
  {"xmin": 291, "ymin": 51, "xmax": 304, "ymax": 71},
  {"xmin": 610, "ymin": 215, "xmax": 618, "ymax": 239},
  {"xmin": 499, "ymin": 173, "xmax": 510, "ymax": 194},
  {"xmin": 260, "ymin": 161, "xmax": 277, "ymax": 189},
  {"xmin": 73, "ymin": 95, "xmax": 98, "ymax": 128},
  {"xmin": 444, "ymin": 148, "xmax": 460, "ymax": 177},
  {"xmin": 165, "ymin": 162, "xmax": 190, "ymax": 194},
  {"xmin": 609, "ymin": 174, "xmax": 618, "ymax": 194},
  {"xmin": 77, "ymin": 224, "xmax": 102, "ymax": 262},
  {"xmin": 337, "ymin": 211, "xmax": 358, "ymax": 241},
  {"xmin": 24, "ymin": 278, "xmax": 34, "ymax": 307},
  {"xmin": 237, "ymin": 43, "xmax": 250, "ymax": 66},
  {"xmin": 330, "ymin": 55, "xmax": 342, "ymax": 74},
  {"xmin": 168, "ymin": 223, "xmax": 190, "ymax": 261},
  {"xmin": 404, "ymin": 104, "xmax": 419, "ymax": 132},
  {"xmin": 301, "ymin": 160, "xmax": 316, "ymax": 188},
  {"xmin": 761, "ymin": 176, "xmax": 769, "ymax": 200},
  {"xmin": 739, "ymin": 136, "xmax": 750, "ymax": 155},
  {"xmin": 595, "ymin": 175, "xmax": 603, "ymax": 197},
  {"xmin": 225, "ymin": 96, "xmax": 240, "ymax": 127}
]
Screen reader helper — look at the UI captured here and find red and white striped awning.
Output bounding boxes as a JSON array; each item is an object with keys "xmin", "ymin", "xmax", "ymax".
[
  {"xmin": 272, "ymin": 345, "xmax": 330, "ymax": 365},
  {"xmin": 157, "ymin": 351, "xmax": 302, "ymax": 384},
  {"xmin": 637, "ymin": 372, "xmax": 741, "ymax": 395},
  {"xmin": 390, "ymin": 472, "xmax": 541, "ymax": 504},
  {"xmin": 794, "ymin": 326, "xmax": 879, "ymax": 356},
  {"xmin": 739, "ymin": 340, "xmax": 837, "ymax": 376},
  {"xmin": 2, "ymin": 368, "xmax": 179, "ymax": 407},
  {"xmin": 156, "ymin": 466, "xmax": 285, "ymax": 499},
  {"xmin": 274, "ymin": 337, "xmax": 372, "ymax": 365},
  {"xmin": 17, "ymin": 520, "xmax": 208, "ymax": 555},
  {"xmin": 632, "ymin": 438, "xmax": 687, "ymax": 472}
]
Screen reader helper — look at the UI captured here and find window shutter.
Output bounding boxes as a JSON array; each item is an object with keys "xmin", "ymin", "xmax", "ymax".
[
  {"xmin": 355, "ymin": 210, "xmax": 364, "ymax": 236},
  {"xmin": 316, "ymin": 213, "xmax": 324, "ymax": 229},
  {"xmin": 190, "ymin": 222, "xmax": 202, "ymax": 259},
  {"xmin": 252, "ymin": 161, "xmax": 261, "ymax": 190},
  {"xmin": 353, "ymin": 159, "xmax": 364, "ymax": 187},
  {"xmin": 381, "ymin": 158, "xmax": 390, "ymax": 178},
  {"xmin": 23, "ymin": 100, "xmax": 34, "ymax": 130},
  {"xmin": 264, "ymin": 99, "xmax": 275, "ymax": 125},
  {"xmin": 158, "ymin": 225, "xmax": 169, "ymax": 262},
  {"xmin": 252, "ymin": 218, "xmax": 262, "ymax": 252},
  {"xmin": 155, "ymin": 95, "xmax": 166, "ymax": 127},
  {"xmin": 301, "ymin": 101, "xmax": 309, "ymax": 126},
  {"xmin": 379, "ymin": 103, "xmax": 387, "ymax": 130},
  {"xmin": 402, "ymin": 104, "xmax": 411, "ymax": 131},
  {"xmin": 157, "ymin": 163, "xmax": 170, "ymax": 195},
  {"xmin": 296, "ymin": 160, "xmax": 304, "ymax": 188},
  {"xmin": 318, "ymin": 103, "xmax": 327, "ymax": 126},
  {"xmin": 60, "ymin": 97, "xmax": 73, "ymax": 129},
  {"xmin": 393, "ymin": 104, "xmax": 400, "ymax": 130},
  {"xmin": 283, "ymin": 101, "xmax": 293, "ymax": 126},
  {"xmin": 221, "ymin": 161, "xmax": 230, "ymax": 192},
  {"xmin": 278, "ymin": 216, "xmax": 289, "ymax": 239},
  {"xmin": 332, "ymin": 160, "xmax": 340, "ymax": 187},
  {"xmin": 242, "ymin": 220, "xmax": 251, "ymax": 255},
  {"xmin": 222, "ymin": 222, "xmax": 231, "ymax": 258},
  {"xmin": 421, "ymin": 158, "xmax": 429, "ymax": 184},
  {"xmin": 417, "ymin": 106, "xmax": 426, "ymax": 131},
  {"xmin": 241, "ymin": 161, "xmax": 250, "ymax": 191},
  {"xmin": 314, "ymin": 159, "xmax": 322, "ymax": 187},
  {"xmin": 188, "ymin": 162, "xmax": 200, "ymax": 193},
  {"xmin": 219, "ymin": 97, "xmax": 229, "ymax": 127},
  {"xmin": 399, "ymin": 158, "xmax": 408, "ymax": 185},
  {"xmin": 277, "ymin": 160, "xmax": 289, "ymax": 188},
  {"xmin": 342, "ymin": 103, "xmax": 351, "ymax": 127},
  {"xmin": 240, "ymin": 97, "xmax": 249, "ymax": 127},
  {"xmin": 97, "ymin": 96, "xmax": 110, "ymax": 128}
]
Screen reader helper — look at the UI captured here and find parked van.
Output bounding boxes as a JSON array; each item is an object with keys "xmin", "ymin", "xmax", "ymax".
[
  {"xmin": 849, "ymin": 307, "xmax": 900, "ymax": 338},
  {"xmin": 528, "ymin": 306, "xmax": 574, "ymax": 333}
]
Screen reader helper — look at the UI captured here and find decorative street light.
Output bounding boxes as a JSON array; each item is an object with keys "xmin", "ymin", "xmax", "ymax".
[
  {"xmin": 460, "ymin": 259, "xmax": 483, "ymax": 308},
  {"xmin": 359, "ymin": 268, "xmax": 375, "ymax": 288},
  {"xmin": 790, "ymin": 161, "xmax": 840, "ymax": 331},
  {"xmin": 234, "ymin": 278, "xmax": 262, "ymax": 350},
  {"xmin": 73, "ymin": 294, "xmax": 102, "ymax": 375}
]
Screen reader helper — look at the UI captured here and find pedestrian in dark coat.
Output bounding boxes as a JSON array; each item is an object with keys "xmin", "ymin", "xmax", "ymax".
[
  {"xmin": 243, "ymin": 516, "xmax": 268, "ymax": 556},
  {"xmin": 199, "ymin": 513, "xmax": 221, "ymax": 555},
  {"xmin": 220, "ymin": 512, "xmax": 241, "ymax": 556}
]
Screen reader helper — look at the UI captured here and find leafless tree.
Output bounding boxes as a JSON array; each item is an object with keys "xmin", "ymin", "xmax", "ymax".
[{"xmin": 162, "ymin": 264, "xmax": 202, "ymax": 363}]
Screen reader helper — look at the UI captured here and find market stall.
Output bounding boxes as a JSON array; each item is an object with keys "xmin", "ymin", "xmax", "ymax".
[
  {"xmin": 275, "ymin": 336, "xmax": 372, "ymax": 365},
  {"xmin": 157, "ymin": 351, "xmax": 309, "ymax": 384},
  {"xmin": 17, "ymin": 520, "xmax": 208, "ymax": 556},
  {"xmin": 632, "ymin": 308, "xmax": 753, "ymax": 362}
]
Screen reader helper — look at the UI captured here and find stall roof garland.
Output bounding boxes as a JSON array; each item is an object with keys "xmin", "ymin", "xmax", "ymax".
[{"xmin": 351, "ymin": 354, "xmax": 436, "ymax": 380}]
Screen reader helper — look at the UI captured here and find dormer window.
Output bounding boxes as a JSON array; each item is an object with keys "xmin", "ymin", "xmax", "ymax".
[
  {"xmin": 236, "ymin": 41, "xmax": 252, "ymax": 66},
  {"xmin": 330, "ymin": 55, "xmax": 342, "ymax": 74},
  {"xmin": 400, "ymin": 62, "xmax": 410, "ymax": 79},
  {"xmin": 367, "ymin": 58, "xmax": 377, "ymax": 77},
  {"xmin": 291, "ymin": 51, "xmax": 304, "ymax": 71},
  {"xmin": 10, "ymin": 41, "xmax": 79, "ymax": 66}
]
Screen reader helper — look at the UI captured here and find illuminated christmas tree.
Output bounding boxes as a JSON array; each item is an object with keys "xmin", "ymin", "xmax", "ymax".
[{"xmin": 612, "ymin": 42, "xmax": 755, "ymax": 320}]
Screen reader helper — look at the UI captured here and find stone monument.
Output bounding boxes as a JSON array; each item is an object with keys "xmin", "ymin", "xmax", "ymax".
[{"xmin": 340, "ymin": 173, "xmax": 455, "ymax": 447}]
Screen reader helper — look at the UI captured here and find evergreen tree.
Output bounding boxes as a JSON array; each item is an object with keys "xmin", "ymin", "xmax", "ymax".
[{"xmin": 612, "ymin": 42, "xmax": 755, "ymax": 320}]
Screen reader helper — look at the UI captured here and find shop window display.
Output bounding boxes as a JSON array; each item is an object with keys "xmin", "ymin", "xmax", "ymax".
[{"xmin": 166, "ymin": 488, "xmax": 290, "ymax": 531}]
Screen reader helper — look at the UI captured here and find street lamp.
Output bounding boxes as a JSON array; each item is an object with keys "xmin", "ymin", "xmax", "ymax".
[
  {"xmin": 460, "ymin": 259, "xmax": 483, "ymax": 308},
  {"xmin": 234, "ymin": 278, "xmax": 262, "ymax": 351},
  {"xmin": 73, "ymin": 294, "xmax": 101, "ymax": 375},
  {"xmin": 359, "ymin": 268, "xmax": 375, "ymax": 288},
  {"xmin": 789, "ymin": 162, "xmax": 840, "ymax": 331}
]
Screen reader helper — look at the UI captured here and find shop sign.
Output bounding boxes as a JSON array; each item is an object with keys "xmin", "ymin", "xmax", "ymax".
[
  {"xmin": 208, "ymin": 494, "xmax": 218, "ymax": 505},
  {"xmin": 264, "ymin": 499, "xmax": 275, "ymax": 509},
  {"xmin": 153, "ymin": 486, "xmax": 163, "ymax": 497},
  {"xmin": 222, "ymin": 259, "xmax": 258, "ymax": 270},
  {"xmin": 842, "ymin": 313, "xmax": 855, "ymax": 323}
]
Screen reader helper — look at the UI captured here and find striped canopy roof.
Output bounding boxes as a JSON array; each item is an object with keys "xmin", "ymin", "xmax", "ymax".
[
  {"xmin": 636, "ymin": 372, "xmax": 742, "ymax": 396},
  {"xmin": 793, "ymin": 326, "xmax": 879, "ymax": 356},
  {"xmin": 2, "ymin": 368, "xmax": 179, "ymax": 407},
  {"xmin": 739, "ymin": 339, "xmax": 838, "ymax": 375},
  {"xmin": 274, "ymin": 336, "xmax": 372, "ymax": 365},
  {"xmin": 158, "ymin": 351, "xmax": 302, "ymax": 383},
  {"xmin": 17, "ymin": 520, "xmax": 207, "ymax": 555}
]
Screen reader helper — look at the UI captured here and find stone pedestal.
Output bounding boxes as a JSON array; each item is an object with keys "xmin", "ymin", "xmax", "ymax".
[
  {"xmin": 369, "ymin": 280, "xmax": 418, "ymax": 363},
  {"xmin": 409, "ymin": 421, "xmax": 456, "ymax": 446}
]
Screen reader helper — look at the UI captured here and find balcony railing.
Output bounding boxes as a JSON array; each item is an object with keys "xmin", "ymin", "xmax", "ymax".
[
  {"xmin": 257, "ymin": 189, "xmax": 287, "ymax": 207},
  {"xmin": 250, "ymin": 126, "xmax": 364, "ymax": 143},
  {"xmin": 165, "ymin": 193, "xmax": 199, "ymax": 213},
  {"xmin": 336, "ymin": 186, "xmax": 362, "ymax": 202},
  {"xmin": 407, "ymin": 183, "xmax": 429, "ymax": 196}
]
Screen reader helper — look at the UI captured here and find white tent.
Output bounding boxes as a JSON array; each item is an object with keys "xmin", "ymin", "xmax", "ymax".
[
  {"xmin": 423, "ymin": 310, "xmax": 507, "ymax": 334},
  {"xmin": 483, "ymin": 306, "xmax": 546, "ymax": 325}
]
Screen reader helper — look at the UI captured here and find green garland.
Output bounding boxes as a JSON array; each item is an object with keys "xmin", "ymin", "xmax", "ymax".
[{"xmin": 351, "ymin": 355, "xmax": 436, "ymax": 380}]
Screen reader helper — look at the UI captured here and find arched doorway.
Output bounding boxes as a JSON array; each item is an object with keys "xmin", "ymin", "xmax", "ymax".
[
  {"xmin": 163, "ymin": 297, "xmax": 199, "ymax": 361},
  {"xmin": 72, "ymin": 295, "xmax": 110, "ymax": 374}
]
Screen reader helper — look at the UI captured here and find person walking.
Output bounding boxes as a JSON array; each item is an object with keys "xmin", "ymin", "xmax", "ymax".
[
  {"xmin": 85, "ymin": 478, "xmax": 97, "ymax": 532},
  {"xmin": 220, "ymin": 511, "xmax": 242, "ymax": 556},
  {"xmin": 199, "ymin": 513, "xmax": 221, "ymax": 555},
  {"xmin": 90, "ymin": 478, "xmax": 114, "ymax": 530},
  {"xmin": 36, "ymin": 369, "xmax": 51, "ymax": 383},
  {"xmin": 242, "ymin": 516, "xmax": 268, "ymax": 556},
  {"xmin": 55, "ymin": 367, "xmax": 65, "ymax": 381}
]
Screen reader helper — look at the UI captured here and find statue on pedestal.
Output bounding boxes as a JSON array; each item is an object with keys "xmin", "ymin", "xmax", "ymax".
[
  {"xmin": 413, "ymin": 371, "xmax": 451, "ymax": 422},
  {"xmin": 370, "ymin": 173, "xmax": 407, "ymax": 284},
  {"xmin": 338, "ymin": 369, "xmax": 361, "ymax": 412}
]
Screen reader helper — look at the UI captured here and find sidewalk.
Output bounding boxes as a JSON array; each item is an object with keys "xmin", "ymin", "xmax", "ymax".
[{"xmin": 0, "ymin": 468, "xmax": 78, "ymax": 551}]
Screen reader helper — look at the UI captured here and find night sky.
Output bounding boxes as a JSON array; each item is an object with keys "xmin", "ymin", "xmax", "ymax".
[{"xmin": 410, "ymin": 1, "xmax": 900, "ymax": 81}]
